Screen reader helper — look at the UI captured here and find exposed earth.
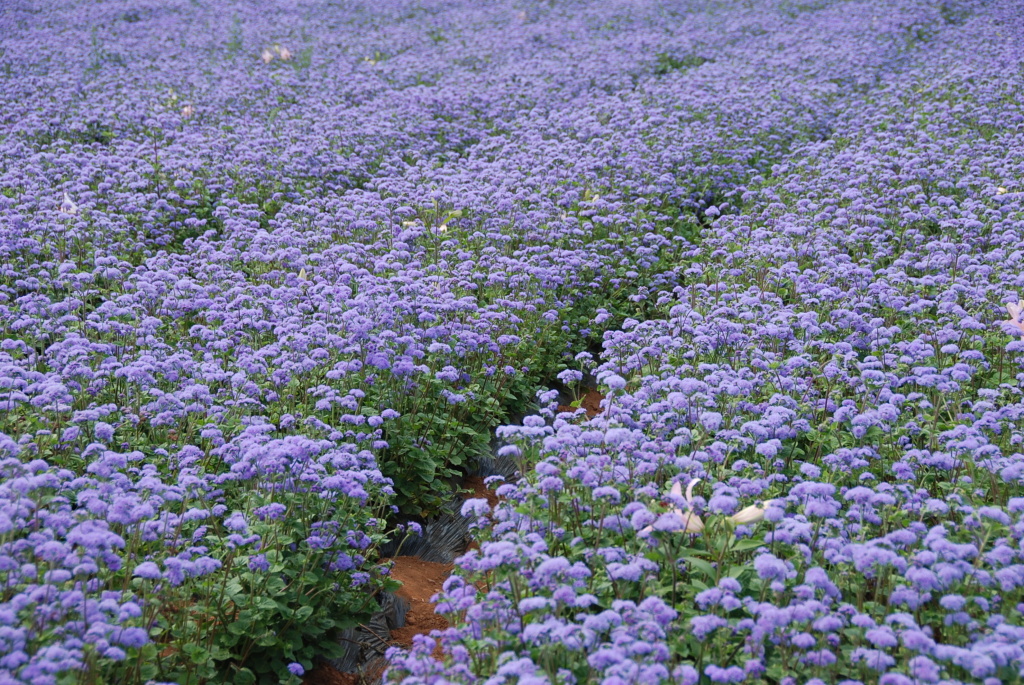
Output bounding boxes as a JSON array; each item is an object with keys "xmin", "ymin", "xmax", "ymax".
[{"xmin": 306, "ymin": 389, "xmax": 604, "ymax": 683}]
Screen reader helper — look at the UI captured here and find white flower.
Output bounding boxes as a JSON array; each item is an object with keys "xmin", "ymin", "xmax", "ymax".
[
  {"xmin": 181, "ymin": 104, "xmax": 195, "ymax": 119},
  {"xmin": 678, "ymin": 478, "xmax": 705, "ymax": 533},
  {"xmin": 641, "ymin": 478, "xmax": 703, "ymax": 535},
  {"xmin": 261, "ymin": 49, "xmax": 274, "ymax": 64},
  {"xmin": 276, "ymin": 45, "xmax": 292, "ymax": 61},
  {"xmin": 641, "ymin": 480, "xmax": 781, "ymax": 536},
  {"xmin": 1002, "ymin": 300, "xmax": 1024, "ymax": 341},
  {"xmin": 60, "ymin": 192, "xmax": 78, "ymax": 215},
  {"xmin": 729, "ymin": 500, "xmax": 782, "ymax": 525}
]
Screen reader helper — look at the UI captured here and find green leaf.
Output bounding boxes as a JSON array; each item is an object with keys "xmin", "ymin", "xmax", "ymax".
[
  {"xmin": 209, "ymin": 645, "xmax": 232, "ymax": 661},
  {"xmin": 234, "ymin": 667, "xmax": 256, "ymax": 685},
  {"xmin": 229, "ymin": 612, "xmax": 254, "ymax": 634},
  {"xmin": 682, "ymin": 556, "xmax": 715, "ymax": 579},
  {"xmin": 728, "ymin": 565, "xmax": 751, "ymax": 578},
  {"xmin": 261, "ymin": 577, "xmax": 285, "ymax": 596},
  {"xmin": 255, "ymin": 631, "xmax": 279, "ymax": 647},
  {"xmin": 224, "ymin": 579, "xmax": 245, "ymax": 599},
  {"xmin": 183, "ymin": 644, "xmax": 211, "ymax": 665},
  {"xmin": 731, "ymin": 538, "xmax": 767, "ymax": 552},
  {"xmin": 255, "ymin": 596, "xmax": 277, "ymax": 612}
]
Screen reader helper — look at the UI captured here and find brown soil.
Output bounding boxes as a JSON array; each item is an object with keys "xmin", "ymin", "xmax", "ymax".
[
  {"xmin": 304, "ymin": 663, "xmax": 358, "ymax": 685},
  {"xmin": 388, "ymin": 556, "xmax": 452, "ymax": 659},
  {"xmin": 303, "ymin": 557, "xmax": 452, "ymax": 681},
  {"xmin": 308, "ymin": 468, "xmax": 506, "ymax": 681},
  {"xmin": 462, "ymin": 474, "xmax": 500, "ymax": 509},
  {"xmin": 557, "ymin": 387, "xmax": 605, "ymax": 418}
]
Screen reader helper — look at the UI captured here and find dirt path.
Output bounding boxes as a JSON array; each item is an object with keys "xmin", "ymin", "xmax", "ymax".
[
  {"xmin": 306, "ymin": 390, "xmax": 603, "ymax": 683},
  {"xmin": 303, "ymin": 498, "xmax": 479, "ymax": 684},
  {"xmin": 304, "ymin": 554, "xmax": 455, "ymax": 684},
  {"xmin": 462, "ymin": 474, "xmax": 501, "ymax": 509},
  {"xmin": 558, "ymin": 387, "xmax": 605, "ymax": 418},
  {"xmin": 386, "ymin": 556, "xmax": 452, "ymax": 657},
  {"xmin": 304, "ymin": 663, "xmax": 358, "ymax": 685}
]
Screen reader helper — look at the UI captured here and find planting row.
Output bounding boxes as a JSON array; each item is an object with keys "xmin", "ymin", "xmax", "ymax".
[{"xmin": 387, "ymin": 2, "xmax": 1024, "ymax": 684}]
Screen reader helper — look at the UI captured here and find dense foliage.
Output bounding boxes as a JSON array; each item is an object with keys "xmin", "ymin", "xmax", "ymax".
[{"xmin": 2, "ymin": 0, "xmax": 1023, "ymax": 683}]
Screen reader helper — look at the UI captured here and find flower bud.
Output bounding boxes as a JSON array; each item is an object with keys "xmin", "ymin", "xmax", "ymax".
[
  {"xmin": 729, "ymin": 500, "xmax": 781, "ymax": 525},
  {"xmin": 682, "ymin": 511, "xmax": 705, "ymax": 533},
  {"xmin": 60, "ymin": 192, "xmax": 79, "ymax": 215}
]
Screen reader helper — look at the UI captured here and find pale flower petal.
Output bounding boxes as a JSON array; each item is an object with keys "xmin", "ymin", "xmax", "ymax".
[
  {"xmin": 60, "ymin": 192, "xmax": 78, "ymax": 215},
  {"xmin": 730, "ymin": 499, "xmax": 783, "ymax": 525},
  {"xmin": 1002, "ymin": 300, "xmax": 1024, "ymax": 341},
  {"xmin": 685, "ymin": 477, "xmax": 701, "ymax": 503},
  {"xmin": 1007, "ymin": 300, "xmax": 1024, "ymax": 320},
  {"xmin": 683, "ymin": 511, "xmax": 704, "ymax": 533}
]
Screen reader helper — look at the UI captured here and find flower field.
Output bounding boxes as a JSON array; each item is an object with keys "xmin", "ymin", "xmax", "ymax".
[{"xmin": 2, "ymin": 0, "xmax": 1023, "ymax": 683}]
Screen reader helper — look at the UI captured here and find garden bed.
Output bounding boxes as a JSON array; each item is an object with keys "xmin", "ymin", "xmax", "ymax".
[{"xmin": 2, "ymin": 0, "xmax": 1023, "ymax": 683}]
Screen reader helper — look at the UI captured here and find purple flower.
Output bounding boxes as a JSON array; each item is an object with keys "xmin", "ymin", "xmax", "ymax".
[
  {"xmin": 705, "ymin": 665, "xmax": 746, "ymax": 683},
  {"xmin": 94, "ymin": 423, "xmax": 115, "ymax": 441},
  {"xmin": 132, "ymin": 562, "xmax": 161, "ymax": 580}
]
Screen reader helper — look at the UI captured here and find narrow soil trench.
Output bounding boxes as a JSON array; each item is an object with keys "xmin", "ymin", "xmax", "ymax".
[
  {"xmin": 303, "ymin": 480, "xmax": 497, "ymax": 685},
  {"xmin": 386, "ymin": 556, "xmax": 452, "ymax": 655},
  {"xmin": 304, "ymin": 664, "xmax": 360, "ymax": 685},
  {"xmin": 556, "ymin": 389, "xmax": 604, "ymax": 419},
  {"xmin": 306, "ymin": 388, "xmax": 604, "ymax": 684}
]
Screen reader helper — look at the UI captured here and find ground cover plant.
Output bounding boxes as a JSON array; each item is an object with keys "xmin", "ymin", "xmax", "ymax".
[{"xmin": 1, "ymin": 0, "xmax": 1022, "ymax": 683}]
